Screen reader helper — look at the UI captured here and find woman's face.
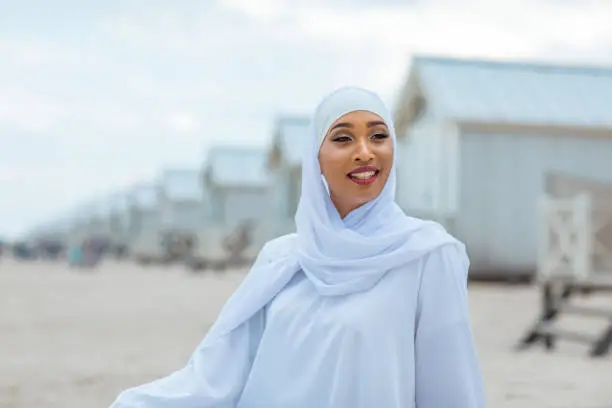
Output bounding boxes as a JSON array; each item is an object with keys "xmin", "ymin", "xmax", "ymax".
[{"xmin": 318, "ymin": 110, "xmax": 393, "ymax": 218}]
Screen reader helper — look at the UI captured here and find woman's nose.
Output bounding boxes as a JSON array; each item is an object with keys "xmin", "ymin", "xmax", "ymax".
[{"xmin": 353, "ymin": 140, "xmax": 375, "ymax": 162}]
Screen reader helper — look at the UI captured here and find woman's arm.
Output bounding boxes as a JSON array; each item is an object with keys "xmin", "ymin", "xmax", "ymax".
[
  {"xmin": 108, "ymin": 242, "xmax": 277, "ymax": 408},
  {"xmin": 110, "ymin": 311, "xmax": 264, "ymax": 408},
  {"xmin": 414, "ymin": 244, "xmax": 487, "ymax": 408}
]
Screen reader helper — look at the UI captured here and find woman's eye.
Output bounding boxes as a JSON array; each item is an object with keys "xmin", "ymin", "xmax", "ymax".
[
  {"xmin": 371, "ymin": 133, "xmax": 389, "ymax": 140},
  {"xmin": 332, "ymin": 135, "xmax": 352, "ymax": 143}
]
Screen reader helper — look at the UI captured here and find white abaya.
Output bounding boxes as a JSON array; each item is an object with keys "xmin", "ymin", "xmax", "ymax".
[
  {"xmin": 109, "ymin": 86, "xmax": 486, "ymax": 408},
  {"xmin": 110, "ymin": 234, "xmax": 485, "ymax": 408}
]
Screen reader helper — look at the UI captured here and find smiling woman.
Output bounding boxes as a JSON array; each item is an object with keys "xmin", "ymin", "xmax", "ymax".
[
  {"xmin": 109, "ymin": 86, "xmax": 486, "ymax": 408},
  {"xmin": 319, "ymin": 110, "xmax": 393, "ymax": 218}
]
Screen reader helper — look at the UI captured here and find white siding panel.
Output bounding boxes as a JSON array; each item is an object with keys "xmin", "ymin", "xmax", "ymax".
[
  {"xmin": 397, "ymin": 122, "xmax": 434, "ymax": 212},
  {"xmin": 397, "ymin": 120, "xmax": 460, "ymax": 220},
  {"xmin": 457, "ymin": 132, "xmax": 612, "ymax": 274},
  {"xmin": 222, "ymin": 188, "xmax": 270, "ymax": 229},
  {"xmin": 160, "ymin": 201, "xmax": 205, "ymax": 232},
  {"xmin": 442, "ymin": 122, "xmax": 460, "ymax": 216}
]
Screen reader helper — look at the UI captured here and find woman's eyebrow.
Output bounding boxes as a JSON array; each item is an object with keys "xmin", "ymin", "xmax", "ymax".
[
  {"xmin": 329, "ymin": 120, "xmax": 387, "ymax": 132},
  {"xmin": 367, "ymin": 120, "xmax": 387, "ymax": 128},
  {"xmin": 329, "ymin": 122, "xmax": 353, "ymax": 132}
]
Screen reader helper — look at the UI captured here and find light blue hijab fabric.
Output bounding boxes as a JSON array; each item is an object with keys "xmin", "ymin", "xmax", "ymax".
[
  {"xmin": 109, "ymin": 86, "xmax": 484, "ymax": 407},
  {"xmin": 295, "ymin": 86, "xmax": 460, "ymax": 295},
  {"xmin": 201, "ymin": 86, "xmax": 458, "ymax": 345}
]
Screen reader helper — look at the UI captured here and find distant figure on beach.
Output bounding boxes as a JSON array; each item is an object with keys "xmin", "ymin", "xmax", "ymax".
[
  {"xmin": 68, "ymin": 244, "xmax": 84, "ymax": 268},
  {"xmin": 85, "ymin": 237, "xmax": 105, "ymax": 268},
  {"xmin": 68, "ymin": 237, "xmax": 104, "ymax": 269},
  {"xmin": 109, "ymin": 87, "xmax": 486, "ymax": 407}
]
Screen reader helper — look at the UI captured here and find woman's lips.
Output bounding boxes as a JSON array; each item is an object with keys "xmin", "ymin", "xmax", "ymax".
[{"xmin": 347, "ymin": 166, "xmax": 379, "ymax": 185}]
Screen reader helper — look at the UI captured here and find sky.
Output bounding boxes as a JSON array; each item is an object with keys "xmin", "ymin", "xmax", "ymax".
[{"xmin": 1, "ymin": 0, "xmax": 611, "ymax": 239}]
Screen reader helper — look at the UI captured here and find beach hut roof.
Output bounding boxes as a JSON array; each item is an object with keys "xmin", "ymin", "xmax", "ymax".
[
  {"xmin": 130, "ymin": 183, "xmax": 159, "ymax": 210},
  {"xmin": 160, "ymin": 169, "xmax": 202, "ymax": 202},
  {"xmin": 268, "ymin": 116, "xmax": 311, "ymax": 169},
  {"xmin": 205, "ymin": 146, "xmax": 269, "ymax": 188},
  {"xmin": 394, "ymin": 55, "xmax": 612, "ymax": 133}
]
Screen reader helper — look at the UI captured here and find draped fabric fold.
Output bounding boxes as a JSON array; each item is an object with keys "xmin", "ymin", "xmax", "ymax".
[
  {"xmin": 109, "ymin": 86, "xmax": 473, "ymax": 408},
  {"xmin": 204, "ymin": 86, "xmax": 460, "ymax": 342}
]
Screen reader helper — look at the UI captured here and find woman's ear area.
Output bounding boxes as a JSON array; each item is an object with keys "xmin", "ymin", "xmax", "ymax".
[{"xmin": 318, "ymin": 148, "xmax": 324, "ymax": 174}]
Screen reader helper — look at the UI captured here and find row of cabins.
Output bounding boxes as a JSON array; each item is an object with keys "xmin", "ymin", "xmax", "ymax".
[
  {"xmin": 24, "ymin": 147, "xmax": 271, "ymax": 268},
  {"xmin": 27, "ymin": 55, "xmax": 612, "ymax": 279},
  {"xmin": 113, "ymin": 147, "xmax": 270, "ymax": 268}
]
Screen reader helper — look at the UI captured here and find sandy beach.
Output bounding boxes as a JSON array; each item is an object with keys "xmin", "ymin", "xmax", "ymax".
[{"xmin": 1, "ymin": 258, "xmax": 611, "ymax": 408}]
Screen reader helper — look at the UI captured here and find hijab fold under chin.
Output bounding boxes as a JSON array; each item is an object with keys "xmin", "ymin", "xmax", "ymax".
[
  {"xmin": 201, "ymin": 86, "xmax": 461, "ymax": 345},
  {"xmin": 295, "ymin": 86, "xmax": 459, "ymax": 295}
]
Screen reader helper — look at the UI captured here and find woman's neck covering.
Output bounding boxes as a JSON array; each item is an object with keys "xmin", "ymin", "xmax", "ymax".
[
  {"xmin": 295, "ymin": 86, "xmax": 459, "ymax": 295},
  {"xmin": 201, "ymin": 86, "xmax": 461, "ymax": 346}
]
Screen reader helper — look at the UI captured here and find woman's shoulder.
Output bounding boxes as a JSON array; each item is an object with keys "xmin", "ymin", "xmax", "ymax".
[
  {"xmin": 258, "ymin": 233, "xmax": 298, "ymax": 263},
  {"xmin": 418, "ymin": 238, "xmax": 470, "ymax": 287}
]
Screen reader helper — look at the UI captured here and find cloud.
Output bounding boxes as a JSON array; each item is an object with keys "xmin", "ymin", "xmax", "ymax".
[
  {"xmin": 293, "ymin": 1, "xmax": 612, "ymax": 53},
  {"xmin": 218, "ymin": 0, "xmax": 291, "ymax": 21},
  {"xmin": 218, "ymin": 0, "xmax": 421, "ymax": 20},
  {"xmin": 0, "ymin": 85, "xmax": 71, "ymax": 132},
  {"xmin": 541, "ymin": 41, "xmax": 612, "ymax": 64},
  {"xmin": 0, "ymin": 38, "xmax": 78, "ymax": 67},
  {"xmin": 1, "ymin": 0, "xmax": 611, "ymax": 237},
  {"xmin": 162, "ymin": 112, "xmax": 201, "ymax": 133}
]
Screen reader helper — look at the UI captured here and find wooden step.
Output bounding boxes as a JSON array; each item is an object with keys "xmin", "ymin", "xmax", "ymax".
[
  {"xmin": 559, "ymin": 304, "xmax": 612, "ymax": 319},
  {"xmin": 537, "ymin": 324, "xmax": 597, "ymax": 344}
]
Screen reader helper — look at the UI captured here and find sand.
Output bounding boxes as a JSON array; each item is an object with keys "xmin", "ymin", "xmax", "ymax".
[{"xmin": 1, "ymin": 258, "xmax": 611, "ymax": 408}]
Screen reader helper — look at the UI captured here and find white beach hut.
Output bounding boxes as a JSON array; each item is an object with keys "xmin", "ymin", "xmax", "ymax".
[
  {"xmin": 392, "ymin": 55, "xmax": 612, "ymax": 280},
  {"xmin": 66, "ymin": 204, "xmax": 94, "ymax": 247},
  {"xmin": 24, "ymin": 216, "xmax": 72, "ymax": 260},
  {"xmin": 107, "ymin": 191, "xmax": 132, "ymax": 257},
  {"xmin": 128, "ymin": 182, "xmax": 164, "ymax": 264},
  {"xmin": 156, "ymin": 168, "xmax": 205, "ymax": 262},
  {"xmin": 190, "ymin": 146, "xmax": 271, "ymax": 269},
  {"xmin": 86, "ymin": 197, "xmax": 115, "ymax": 241},
  {"xmin": 266, "ymin": 115, "xmax": 310, "ymax": 235}
]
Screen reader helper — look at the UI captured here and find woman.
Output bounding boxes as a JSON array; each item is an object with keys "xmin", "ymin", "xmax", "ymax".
[{"xmin": 110, "ymin": 86, "xmax": 486, "ymax": 407}]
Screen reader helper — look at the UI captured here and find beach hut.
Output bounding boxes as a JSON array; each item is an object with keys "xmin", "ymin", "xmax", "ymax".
[
  {"xmin": 107, "ymin": 191, "xmax": 132, "ymax": 257},
  {"xmin": 87, "ymin": 198, "xmax": 114, "ymax": 241},
  {"xmin": 80, "ymin": 198, "xmax": 119, "ymax": 264},
  {"xmin": 392, "ymin": 55, "xmax": 612, "ymax": 280},
  {"xmin": 190, "ymin": 146, "xmax": 271, "ymax": 269},
  {"xmin": 266, "ymin": 115, "xmax": 310, "ymax": 235},
  {"xmin": 156, "ymin": 169, "xmax": 205, "ymax": 263},
  {"xmin": 23, "ymin": 217, "xmax": 71, "ymax": 260},
  {"xmin": 128, "ymin": 182, "xmax": 164, "ymax": 264},
  {"xmin": 69, "ymin": 203, "xmax": 95, "ymax": 240}
]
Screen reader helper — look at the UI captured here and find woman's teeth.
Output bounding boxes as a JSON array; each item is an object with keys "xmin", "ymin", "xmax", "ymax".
[{"xmin": 350, "ymin": 171, "xmax": 376, "ymax": 179}]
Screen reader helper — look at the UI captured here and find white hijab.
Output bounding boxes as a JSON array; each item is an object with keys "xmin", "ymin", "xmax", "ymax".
[{"xmin": 202, "ymin": 86, "xmax": 461, "ymax": 346}]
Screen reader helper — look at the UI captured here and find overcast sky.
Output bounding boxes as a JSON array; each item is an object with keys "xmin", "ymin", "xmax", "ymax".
[{"xmin": 1, "ymin": 0, "xmax": 611, "ymax": 239}]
